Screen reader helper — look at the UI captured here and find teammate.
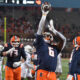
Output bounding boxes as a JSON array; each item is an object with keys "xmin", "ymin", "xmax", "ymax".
[
  {"xmin": 55, "ymin": 53, "xmax": 62, "ymax": 80},
  {"xmin": 33, "ymin": 2, "xmax": 66, "ymax": 80},
  {"xmin": 21, "ymin": 45, "xmax": 34, "ymax": 80},
  {"xmin": 0, "ymin": 45, "xmax": 4, "ymax": 80},
  {"xmin": 66, "ymin": 36, "xmax": 80, "ymax": 80},
  {"xmin": 0, "ymin": 35, "xmax": 26, "ymax": 80}
]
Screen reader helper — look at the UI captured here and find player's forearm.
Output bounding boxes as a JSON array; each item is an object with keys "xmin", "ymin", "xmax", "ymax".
[
  {"xmin": 51, "ymin": 30, "xmax": 66, "ymax": 50},
  {"xmin": 1, "ymin": 47, "xmax": 15, "ymax": 56},
  {"xmin": 37, "ymin": 15, "xmax": 47, "ymax": 35},
  {"xmin": 2, "ymin": 50, "xmax": 11, "ymax": 56},
  {"xmin": 55, "ymin": 30, "xmax": 66, "ymax": 50}
]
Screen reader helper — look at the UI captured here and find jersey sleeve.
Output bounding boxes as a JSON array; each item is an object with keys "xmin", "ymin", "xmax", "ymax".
[
  {"xmin": 33, "ymin": 34, "xmax": 45, "ymax": 48},
  {"xmin": 21, "ymin": 47, "xmax": 26, "ymax": 61}
]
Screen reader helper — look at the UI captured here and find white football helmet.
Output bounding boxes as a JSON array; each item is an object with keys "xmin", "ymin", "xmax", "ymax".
[
  {"xmin": 0, "ymin": 45, "xmax": 4, "ymax": 51},
  {"xmin": 43, "ymin": 32, "xmax": 53, "ymax": 44},
  {"xmin": 24, "ymin": 45, "xmax": 33, "ymax": 54}
]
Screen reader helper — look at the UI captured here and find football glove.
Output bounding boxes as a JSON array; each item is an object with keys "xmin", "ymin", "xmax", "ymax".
[
  {"xmin": 13, "ymin": 61, "xmax": 21, "ymax": 68},
  {"xmin": 6, "ymin": 47, "xmax": 15, "ymax": 54},
  {"xmin": 48, "ymin": 19, "xmax": 56, "ymax": 32},
  {"xmin": 41, "ymin": 2, "xmax": 51, "ymax": 15}
]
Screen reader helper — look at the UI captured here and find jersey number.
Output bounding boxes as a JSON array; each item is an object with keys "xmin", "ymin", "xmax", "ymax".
[
  {"xmin": 10, "ymin": 50, "xmax": 18, "ymax": 57},
  {"xmin": 48, "ymin": 47, "xmax": 54, "ymax": 57},
  {"xmin": 14, "ymin": 50, "xmax": 18, "ymax": 56}
]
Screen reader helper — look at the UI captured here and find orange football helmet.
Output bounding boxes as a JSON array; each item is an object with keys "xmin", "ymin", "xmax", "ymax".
[
  {"xmin": 73, "ymin": 36, "xmax": 80, "ymax": 47},
  {"xmin": 10, "ymin": 36, "xmax": 20, "ymax": 47}
]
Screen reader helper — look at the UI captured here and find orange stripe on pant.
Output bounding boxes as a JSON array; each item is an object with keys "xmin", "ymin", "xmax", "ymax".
[
  {"xmin": 5, "ymin": 66, "xmax": 21, "ymax": 80},
  {"xmin": 36, "ymin": 69, "xmax": 57, "ymax": 80}
]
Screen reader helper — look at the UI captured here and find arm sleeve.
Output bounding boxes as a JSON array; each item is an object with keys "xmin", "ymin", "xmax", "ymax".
[
  {"xmin": 37, "ymin": 15, "xmax": 47, "ymax": 35},
  {"xmin": 51, "ymin": 29, "xmax": 66, "ymax": 51},
  {"xmin": 56, "ymin": 30, "xmax": 66, "ymax": 50}
]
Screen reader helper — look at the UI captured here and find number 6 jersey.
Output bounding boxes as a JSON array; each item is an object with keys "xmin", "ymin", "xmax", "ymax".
[{"xmin": 33, "ymin": 34, "xmax": 61, "ymax": 72}]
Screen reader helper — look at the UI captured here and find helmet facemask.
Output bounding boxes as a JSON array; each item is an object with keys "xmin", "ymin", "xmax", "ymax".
[
  {"xmin": 11, "ymin": 41, "xmax": 20, "ymax": 47},
  {"xmin": 43, "ymin": 32, "xmax": 53, "ymax": 44},
  {"xmin": 10, "ymin": 36, "xmax": 20, "ymax": 47}
]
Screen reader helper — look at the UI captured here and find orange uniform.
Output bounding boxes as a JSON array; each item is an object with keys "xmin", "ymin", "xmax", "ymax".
[
  {"xmin": 5, "ymin": 66, "xmax": 21, "ymax": 80},
  {"xmin": 1, "ymin": 43, "xmax": 26, "ymax": 80}
]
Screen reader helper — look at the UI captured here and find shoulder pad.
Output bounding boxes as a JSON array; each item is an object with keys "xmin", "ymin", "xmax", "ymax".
[
  {"xmin": 20, "ymin": 44, "xmax": 24, "ymax": 48},
  {"xmin": 4, "ymin": 43, "xmax": 8, "ymax": 47}
]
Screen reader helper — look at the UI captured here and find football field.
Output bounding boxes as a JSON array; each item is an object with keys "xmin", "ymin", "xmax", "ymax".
[
  {"xmin": 2, "ymin": 59, "xmax": 69, "ymax": 80},
  {"xmin": 60, "ymin": 59, "xmax": 69, "ymax": 80}
]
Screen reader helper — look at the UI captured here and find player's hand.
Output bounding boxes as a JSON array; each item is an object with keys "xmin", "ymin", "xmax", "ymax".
[
  {"xmin": 48, "ymin": 19, "xmax": 55, "ymax": 32},
  {"xmin": 13, "ymin": 61, "xmax": 21, "ymax": 68},
  {"xmin": 66, "ymin": 75, "xmax": 73, "ymax": 80},
  {"xmin": 41, "ymin": 2, "xmax": 51, "ymax": 15},
  {"xmin": 6, "ymin": 47, "xmax": 15, "ymax": 54}
]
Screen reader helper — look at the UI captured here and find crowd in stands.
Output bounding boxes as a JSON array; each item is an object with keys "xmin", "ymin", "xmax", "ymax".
[{"xmin": 0, "ymin": 6, "xmax": 80, "ymax": 56}]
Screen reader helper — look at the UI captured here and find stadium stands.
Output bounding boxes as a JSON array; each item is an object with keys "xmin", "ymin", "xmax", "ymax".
[{"xmin": 0, "ymin": 6, "xmax": 80, "ymax": 57}]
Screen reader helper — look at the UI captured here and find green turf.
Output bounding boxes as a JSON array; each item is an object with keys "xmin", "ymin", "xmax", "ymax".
[
  {"xmin": 2, "ymin": 59, "xmax": 69, "ymax": 80},
  {"xmin": 60, "ymin": 59, "xmax": 69, "ymax": 80}
]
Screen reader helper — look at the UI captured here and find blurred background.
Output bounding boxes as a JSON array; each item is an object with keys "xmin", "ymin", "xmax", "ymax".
[
  {"xmin": 0, "ymin": 0, "xmax": 80, "ymax": 57},
  {"xmin": 0, "ymin": 0, "xmax": 80, "ymax": 79}
]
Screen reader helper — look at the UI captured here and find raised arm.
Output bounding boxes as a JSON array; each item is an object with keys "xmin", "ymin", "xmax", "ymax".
[
  {"xmin": 48, "ymin": 19, "xmax": 66, "ymax": 51},
  {"xmin": 37, "ymin": 2, "xmax": 50, "ymax": 35}
]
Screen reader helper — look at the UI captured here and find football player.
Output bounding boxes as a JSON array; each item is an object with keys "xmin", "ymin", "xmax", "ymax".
[
  {"xmin": 0, "ymin": 35, "xmax": 26, "ymax": 80},
  {"xmin": 33, "ymin": 2, "xmax": 66, "ymax": 80},
  {"xmin": 66, "ymin": 36, "xmax": 80, "ymax": 80},
  {"xmin": 21, "ymin": 45, "xmax": 34, "ymax": 80}
]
